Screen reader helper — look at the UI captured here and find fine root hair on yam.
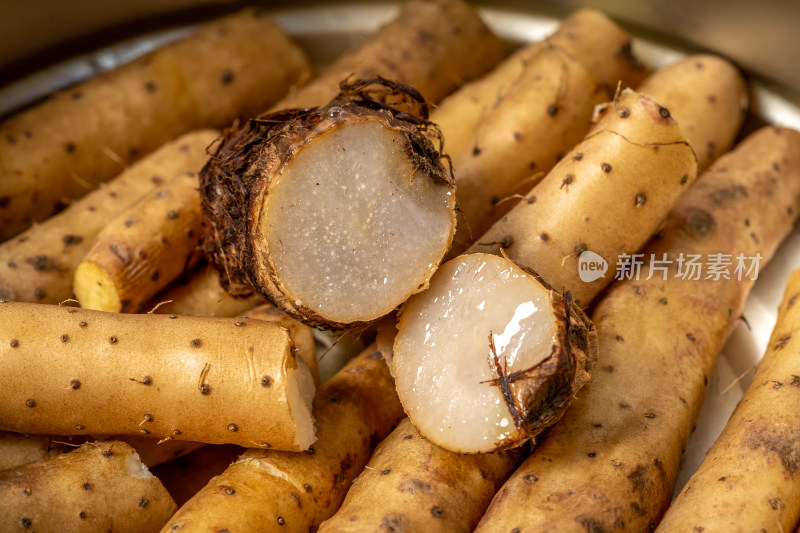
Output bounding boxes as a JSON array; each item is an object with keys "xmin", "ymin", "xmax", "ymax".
[
  {"xmin": 0, "ymin": 130, "xmax": 217, "ymax": 305},
  {"xmin": 0, "ymin": 8, "xmax": 310, "ymax": 241},
  {"xmin": 162, "ymin": 343, "xmax": 405, "ymax": 532},
  {"xmin": 201, "ymin": 78, "xmax": 456, "ymax": 329},
  {"xmin": 472, "ymin": 125, "xmax": 800, "ymax": 533},
  {"xmin": 74, "ymin": 171, "xmax": 205, "ymax": 313},
  {"xmin": 0, "ymin": 440, "xmax": 176, "ymax": 533},
  {"xmin": 318, "ymin": 417, "xmax": 524, "ymax": 533},
  {"xmin": 393, "ymin": 253, "xmax": 597, "ymax": 453},
  {"xmin": 0, "ymin": 301, "xmax": 315, "ymax": 451}
]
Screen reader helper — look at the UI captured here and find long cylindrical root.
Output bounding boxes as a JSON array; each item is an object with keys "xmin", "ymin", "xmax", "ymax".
[
  {"xmin": 318, "ymin": 417, "xmax": 524, "ymax": 532},
  {"xmin": 275, "ymin": 0, "xmax": 503, "ymax": 110},
  {"xmin": 639, "ymin": 54, "xmax": 748, "ymax": 169},
  {"xmin": 0, "ymin": 440, "xmax": 176, "ymax": 533},
  {"xmin": 393, "ymin": 253, "xmax": 597, "ymax": 453},
  {"xmin": 0, "ymin": 129, "xmax": 218, "ymax": 305},
  {"xmin": 74, "ymin": 171, "xmax": 205, "ymax": 313},
  {"xmin": 0, "ymin": 301, "xmax": 315, "ymax": 450},
  {"xmin": 161, "ymin": 344, "xmax": 405, "ymax": 532},
  {"xmin": 433, "ymin": 8, "xmax": 646, "ymax": 249},
  {"xmin": 0, "ymin": 8, "xmax": 310, "ymax": 241},
  {"xmin": 468, "ymin": 88, "xmax": 699, "ymax": 307},
  {"xmin": 201, "ymin": 79, "xmax": 456, "ymax": 329},
  {"xmin": 656, "ymin": 267, "xmax": 800, "ymax": 532},
  {"xmin": 474, "ymin": 126, "xmax": 800, "ymax": 533}
]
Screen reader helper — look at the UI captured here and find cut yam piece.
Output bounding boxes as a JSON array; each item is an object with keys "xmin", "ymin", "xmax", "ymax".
[
  {"xmin": 201, "ymin": 79, "xmax": 456, "ymax": 329},
  {"xmin": 393, "ymin": 253, "xmax": 596, "ymax": 453}
]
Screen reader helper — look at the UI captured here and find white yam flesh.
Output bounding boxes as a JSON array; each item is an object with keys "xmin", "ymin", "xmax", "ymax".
[
  {"xmin": 394, "ymin": 253, "xmax": 559, "ymax": 452},
  {"xmin": 263, "ymin": 120, "xmax": 455, "ymax": 323}
]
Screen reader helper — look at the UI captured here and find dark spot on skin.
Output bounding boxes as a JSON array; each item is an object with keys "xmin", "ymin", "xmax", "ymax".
[
  {"xmin": 398, "ymin": 478, "xmax": 432, "ymax": 494},
  {"xmin": 540, "ymin": 233, "xmax": 550, "ymax": 242},
  {"xmin": 615, "ymin": 335, "xmax": 624, "ymax": 342},
  {"xmin": 70, "ymin": 379, "xmax": 81, "ymax": 390},
  {"xmin": 21, "ymin": 518, "xmax": 32, "ymax": 529},
  {"xmin": 490, "ymin": 195, "xmax": 499, "ymax": 206},
  {"xmin": 124, "ymin": 218, "xmax": 135, "ymax": 228},
  {"xmin": 430, "ymin": 506, "xmax": 444, "ymax": 518},
  {"xmin": 601, "ymin": 163, "xmax": 612, "ymax": 173},
  {"xmin": 659, "ymin": 106, "xmax": 671, "ymax": 119},
  {"xmin": 574, "ymin": 243, "xmax": 587, "ymax": 254},
  {"xmin": 686, "ymin": 333, "xmax": 697, "ymax": 343},
  {"xmin": 220, "ymin": 70, "xmax": 234, "ymax": 85},
  {"xmin": 306, "ymin": 447, "xmax": 315, "ymax": 455},
  {"xmin": 62, "ymin": 234, "xmax": 83, "ymax": 246},
  {"xmin": 83, "ymin": 482, "xmax": 92, "ymax": 491},
  {"xmin": 25, "ymin": 399, "xmax": 36, "ymax": 408},
  {"xmin": 102, "ymin": 450, "xmax": 113, "ymax": 458},
  {"xmin": 659, "ymin": 298, "xmax": 668, "ymax": 305},
  {"xmin": 169, "ymin": 315, "xmax": 178, "ymax": 319},
  {"xmin": 151, "ymin": 271, "xmax": 160, "ymax": 281},
  {"xmin": 770, "ymin": 498, "xmax": 781, "ymax": 510},
  {"xmin": 619, "ymin": 402, "xmax": 631, "ymax": 409},
  {"xmin": 261, "ymin": 375, "xmax": 272, "ymax": 387},
  {"xmin": 224, "ymin": 487, "xmax": 235, "ymax": 495},
  {"xmin": 790, "ymin": 375, "xmax": 800, "ymax": 387},
  {"xmin": 603, "ymin": 365, "xmax": 615, "ymax": 373},
  {"xmin": 644, "ymin": 412, "xmax": 656, "ymax": 419},
  {"xmin": 110, "ymin": 336, "xmax": 118, "ymax": 344},
  {"xmin": 703, "ymin": 374, "xmax": 708, "ymax": 386},
  {"xmin": 773, "ymin": 161, "xmax": 780, "ymax": 172},
  {"xmin": 190, "ymin": 338, "xmax": 203, "ymax": 348},
  {"xmin": 144, "ymin": 81, "xmax": 157, "ymax": 93},
  {"xmin": 635, "ymin": 193, "xmax": 647, "ymax": 208},
  {"xmin": 22, "ymin": 488, "xmax": 31, "ymax": 496},
  {"xmin": 561, "ymin": 174, "xmax": 574, "ymax": 189},
  {"xmin": 773, "ymin": 335, "xmax": 791, "ymax": 350},
  {"xmin": 10, "ymin": 339, "xmax": 19, "ymax": 348},
  {"xmin": 686, "ymin": 208, "xmax": 716, "ymax": 237},
  {"xmin": 576, "ymin": 515, "xmax": 607, "ymax": 533},
  {"xmin": 168, "ymin": 210, "xmax": 179, "ymax": 220},
  {"xmin": 228, "ymin": 424, "xmax": 238, "ymax": 432},
  {"xmin": 26, "ymin": 255, "xmax": 50, "ymax": 271},
  {"xmin": 588, "ymin": 452, "xmax": 596, "ymax": 458},
  {"xmin": 140, "ymin": 429, "xmax": 151, "ymax": 435},
  {"xmin": 151, "ymin": 176, "xmax": 163, "ymax": 185},
  {"xmin": 173, "ymin": 430, "xmax": 182, "ymax": 436},
  {"xmin": 707, "ymin": 141, "xmax": 716, "ymax": 160},
  {"xmin": 680, "ymin": 174, "xmax": 689, "ymax": 185},
  {"xmin": 513, "ymin": 132, "xmax": 522, "ymax": 141},
  {"xmin": 573, "ymin": 153, "xmax": 584, "ymax": 161},
  {"xmin": 523, "ymin": 473, "xmax": 539, "ymax": 483},
  {"xmin": 380, "ymin": 514, "xmax": 406, "ymax": 532},
  {"xmin": 7, "ymin": 261, "xmax": 15, "ymax": 268},
  {"xmin": 75, "ymin": 424, "xmax": 85, "ymax": 430},
  {"xmin": 718, "ymin": 476, "xmax": 726, "ymax": 481},
  {"xmin": 547, "ymin": 104, "xmax": 559, "ymax": 116},
  {"xmin": 65, "ymin": 142, "xmax": 76, "ymax": 153},
  {"xmin": 529, "ymin": 161, "xmax": 537, "ymax": 170},
  {"xmin": 618, "ymin": 107, "xmax": 630, "ymax": 118},
  {"xmin": 129, "ymin": 148, "xmax": 139, "ymax": 159},
  {"xmin": 109, "ymin": 243, "xmax": 131, "ymax": 264},
  {"xmin": 472, "ymin": 146, "xmax": 481, "ymax": 157}
]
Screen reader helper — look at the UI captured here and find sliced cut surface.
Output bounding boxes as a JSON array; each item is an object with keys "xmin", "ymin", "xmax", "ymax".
[
  {"xmin": 393, "ymin": 253, "xmax": 596, "ymax": 453},
  {"xmin": 264, "ymin": 119, "xmax": 454, "ymax": 324}
]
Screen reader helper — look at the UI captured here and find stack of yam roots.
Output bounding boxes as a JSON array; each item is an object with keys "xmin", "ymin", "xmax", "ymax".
[{"xmin": 2, "ymin": 1, "xmax": 800, "ymax": 531}]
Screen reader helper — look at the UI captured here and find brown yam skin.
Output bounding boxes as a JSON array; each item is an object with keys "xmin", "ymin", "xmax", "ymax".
[
  {"xmin": 241, "ymin": 303, "xmax": 319, "ymax": 385},
  {"xmin": 162, "ymin": 344, "xmax": 405, "ymax": 533},
  {"xmin": 639, "ymin": 54, "xmax": 748, "ymax": 170},
  {"xmin": 318, "ymin": 418, "xmax": 523, "ymax": 533},
  {"xmin": 468, "ymin": 89, "xmax": 698, "ymax": 307},
  {"xmin": 0, "ymin": 441, "xmax": 176, "ymax": 533},
  {"xmin": 0, "ymin": 8, "xmax": 310, "ymax": 241},
  {"xmin": 657, "ymin": 267, "xmax": 800, "ymax": 532},
  {"xmin": 74, "ymin": 171, "xmax": 205, "ymax": 313},
  {"xmin": 145, "ymin": 264, "xmax": 266, "ymax": 317},
  {"xmin": 201, "ymin": 80, "xmax": 455, "ymax": 330},
  {"xmin": 0, "ymin": 301, "xmax": 312, "ymax": 450},
  {"xmin": 474, "ymin": 126, "xmax": 800, "ymax": 533},
  {"xmin": 276, "ymin": 0, "xmax": 503, "ymax": 110},
  {"xmin": 0, "ymin": 130, "xmax": 217, "ymax": 305},
  {"xmin": 151, "ymin": 444, "xmax": 243, "ymax": 507}
]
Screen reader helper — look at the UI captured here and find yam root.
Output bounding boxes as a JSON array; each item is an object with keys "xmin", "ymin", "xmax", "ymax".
[
  {"xmin": 201, "ymin": 79, "xmax": 456, "ymax": 329},
  {"xmin": 0, "ymin": 431, "xmax": 69, "ymax": 471},
  {"xmin": 151, "ymin": 444, "xmax": 243, "ymax": 507},
  {"xmin": 433, "ymin": 8, "xmax": 646, "ymax": 249},
  {"xmin": 468, "ymin": 88, "xmax": 698, "ymax": 307},
  {"xmin": 656, "ymin": 266, "xmax": 800, "ymax": 532},
  {"xmin": 0, "ymin": 440, "xmax": 176, "ymax": 533},
  {"xmin": 0, "ymin": 129, "xmax": 217, "ymax": 305},
  {"xmin": 0, "ymin": 8, "xmax": 310, "ymax": 241},
  {"xmin": 318, "ymin": 417, "xmax": 524, "ymax": 532},
  {"xmin": 74, "ymin": 171, "xmax": 204, "ymax": 313},
  {"xmin": 161, "ymin": 344, "xmax": 404, "ymax": 533},
  {"xmin": 474, "ymin": 126, "xmax": 800, "ymax": 532},
  {"xmin": 275, "ymin": 0, "xmax": 503, "ymax": 110},
  {"xmin": 0, "ymin": 301, "xmax": 315, "ymax": 450},
  {"xmin": 393, "ymin": 253, "xmax": 597, "ymax": 453},
  {"xmin": 639, "ymin": 53, "xmax": 748, "ymax": 169}
]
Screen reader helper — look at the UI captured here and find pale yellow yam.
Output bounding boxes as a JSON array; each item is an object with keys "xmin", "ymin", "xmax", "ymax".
[
  {"xmin": 0, "ymin": 301, "xmax": 315, "ymax": 451},
  {"xmin": 318, "ymin": 418, "xmax": 523, "ymax": 532},
  {"xmin": 74, "ymin": 171, "xmax": 204, "ymax": 313},
  {"xmin": 0, "ymin": 130, "xmax": 217, "ymax": 305},
  {"xmin": 0, "ymin": 431, "xmax": 67, "ymax": 471},
  {"xmin": 468, "ymin": 89, "xmax": 698, "ymax": 307},
  {"xmin": 657, "ymin": 267, "xmax": 800, "ymax": 532},
  {"xmin": 161, "ymin": 344, "xmax": 404, "ymax": 533},
  {"xmin": 276, "ymin": 0, "xmax": 503, "ymax": 110},
  {"xmin": 0, "ymin": 441, "xmax": 176, "ymax": 533},
  {"xmin": 0, "ymin": 8, "xmax": 310, "ymax": 240},
  {"xmin": 640, "ymin": 54, "xmax": 748, "ymax": 169},
  {"xmin": 474, "ymin": 126, "xmax": 800, "ymax": 533}
]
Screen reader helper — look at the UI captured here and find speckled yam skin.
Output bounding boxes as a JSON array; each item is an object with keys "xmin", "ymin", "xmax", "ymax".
[{"xmin": 474, "ymin": 126, "xmax": 800, "ymax": 533}]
